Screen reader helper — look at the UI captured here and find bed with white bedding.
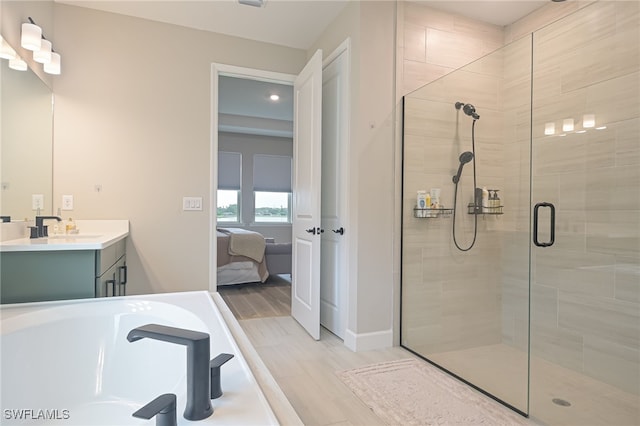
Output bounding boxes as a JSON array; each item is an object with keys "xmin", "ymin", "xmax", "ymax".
[{"xmin": 216, "ymin": 228, "xmax": 269, "ymax": 286}]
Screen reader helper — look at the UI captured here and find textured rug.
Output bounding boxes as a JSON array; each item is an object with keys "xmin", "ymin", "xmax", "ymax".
[{"xmin": 337, "ymin": 358, "xmax": 529, "ymax": 425}]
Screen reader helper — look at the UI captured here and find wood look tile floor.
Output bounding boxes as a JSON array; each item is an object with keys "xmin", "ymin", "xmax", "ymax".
[
  {"xmin": 239, "ymin": 316, "xmax": 419, "ymax": 426},
  {"xmin": 218, "ymin": 274, "xmax": 292, "ymax": 319}
]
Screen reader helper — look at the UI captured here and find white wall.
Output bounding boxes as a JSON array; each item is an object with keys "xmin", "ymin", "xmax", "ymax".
[{"xmin": 51, "ymin": 4, "xmax": 306, "ymax": 295}]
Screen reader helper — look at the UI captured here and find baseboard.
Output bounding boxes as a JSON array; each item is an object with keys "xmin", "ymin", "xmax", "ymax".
[{"xmin": 344, "ymin": 328, "xmax": 393, "ymax": 352}]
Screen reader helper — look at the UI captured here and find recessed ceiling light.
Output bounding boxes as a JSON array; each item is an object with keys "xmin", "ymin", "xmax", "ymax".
[
  {"xmin": 238, "ymin": 0, "xmax": 266, "ymax": 7},
  {"xmin": 270, "ymin": 94, "xmax": 280, "ymax": 101}
]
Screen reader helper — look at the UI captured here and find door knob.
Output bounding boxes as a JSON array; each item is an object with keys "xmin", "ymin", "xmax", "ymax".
[
  {"xmin": 332, "ymin": 227, "xmax": 344, "ymax": 235},
  {"xmin": 305, "ymin": 228, "xmax": 316, "ymax": 235}
]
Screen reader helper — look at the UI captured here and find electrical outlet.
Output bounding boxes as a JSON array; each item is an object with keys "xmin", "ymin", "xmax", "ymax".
[
  {"xmin": 62, "ymin": 195, "xmax": 74, "ymax": 210},
  {"xmin": 183, "ymin": 197, "xmax": 203, "ymax": 211},
  {"xmin": 32, "ymin": 194, "xmax": 44, "ymax": 210}
]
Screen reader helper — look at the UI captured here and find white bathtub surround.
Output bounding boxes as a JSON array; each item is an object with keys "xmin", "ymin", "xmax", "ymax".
[
  {"xmin": 0, "ymin": 291, "xmax": 290, "ymax": 425},
  {"xmin": 0, "ymin": 219, "xmax": 128, "ymax": 252}
]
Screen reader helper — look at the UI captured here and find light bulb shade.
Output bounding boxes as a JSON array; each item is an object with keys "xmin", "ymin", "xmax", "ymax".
[
  {"xmin": 33, "ymin": 39, "xmax": 52, "ymax": 64},
  {"xmin": 544, "ymin": 122, "xmax": 555, "ymax": 136},
  {"xmin": 0, "ymin": 36, "xmax": 16, "ymax": 60},
  {"xmin": 562, "ymin": 118, "xmax": 574, "ymax": 132},
  {"xmin": 9, "ymin": 57, "xmax": 28, "ymax": 71},
  {"xmin": 583, "ymin": 114, "xmax": 595, "ymax": 128},
  {"xmin": 44, "ymin": 52, "xmax": 61, "ymax": 75},
  {"xmin": 21, "ymin": 22, "xmax": 42, "ymax": 51}
]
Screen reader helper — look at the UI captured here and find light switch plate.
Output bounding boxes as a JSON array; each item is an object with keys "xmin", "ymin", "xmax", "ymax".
[
  {"xmin": 32, "ymin": 194, "xmax": 44, "ymax": 210},
  {"xmin": 183, "ymin": 197, "xmax": 203, "ymax": 211},
  {"xmin": 62, "ymin": 195, "xmax": 74, "ymax": 210}
]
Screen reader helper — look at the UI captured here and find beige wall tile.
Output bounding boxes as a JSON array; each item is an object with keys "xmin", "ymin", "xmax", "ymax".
[{"xmin": 404, "ymin": 22, "xmax": 426, "ymax": 62}]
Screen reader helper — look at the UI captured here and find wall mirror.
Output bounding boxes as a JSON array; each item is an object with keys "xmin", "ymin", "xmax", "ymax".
[{"xmin": 1, "ymin": 51, "xmax": 53, "ymax": 221}]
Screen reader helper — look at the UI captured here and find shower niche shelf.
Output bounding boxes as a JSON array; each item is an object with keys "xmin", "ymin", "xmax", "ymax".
[
  {"xmin": 467, "ymin": 204, "xmax": 504, "ymax": 215},
  {"xmin": 414, "ymin": 208, "xmax": 453, "ymax": 218}
]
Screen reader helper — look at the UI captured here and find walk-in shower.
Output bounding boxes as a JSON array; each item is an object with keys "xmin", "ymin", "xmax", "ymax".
[{"xmin": 401, "ymin": 2, "xmax": 639, "ymax": 425}]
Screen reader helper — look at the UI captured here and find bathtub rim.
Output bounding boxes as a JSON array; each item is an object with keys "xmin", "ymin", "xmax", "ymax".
[{"xmin": 0, "ymin": 290, "xmax": 303, "ymax": 426}]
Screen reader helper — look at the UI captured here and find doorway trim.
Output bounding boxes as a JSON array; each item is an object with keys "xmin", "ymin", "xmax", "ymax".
[{"xmin": 209, "ymin": 63, "xmax": 296, "ymax": 291}]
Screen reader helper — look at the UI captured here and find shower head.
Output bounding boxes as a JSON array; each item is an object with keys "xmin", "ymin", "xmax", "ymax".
[
  {"xmin": 463, "ymin": 104, "xmax": 480, "ymax": 120},
  {"xmin": 452, "ymin": 151, "xmax": 474, "ymax": 184},
  {"xmin": 454, "ymin": 102, "xmax": 480, "ymax": 120}
]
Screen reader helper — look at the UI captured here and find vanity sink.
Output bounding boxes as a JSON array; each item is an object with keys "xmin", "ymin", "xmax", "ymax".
[{"xmin": 46, "ymin": 234, "xmax": 102, "ymax": 240}]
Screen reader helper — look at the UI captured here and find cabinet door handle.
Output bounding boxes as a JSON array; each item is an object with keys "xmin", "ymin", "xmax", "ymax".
[
  {"xmin": 305, "ymin": 228, "xmax": 316, "ymax": 235},
  {"xmin": 119, "ymin": 265, "xmax": 127, "ymax": 296},
  {"xmin": 105, "ymin": 278, "xmax": 116, "ymax": 297},
  {"xmin": 332, "ymin": 227, "xmax": 344, "ymax": 235}
]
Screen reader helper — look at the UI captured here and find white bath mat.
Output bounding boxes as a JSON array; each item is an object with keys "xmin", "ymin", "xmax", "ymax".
[{"xmin": 337, "ymin": 358, "xmax": 530, "ymax": 425}]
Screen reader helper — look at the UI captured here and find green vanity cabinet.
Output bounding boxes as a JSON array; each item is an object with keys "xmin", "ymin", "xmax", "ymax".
[
  {"xmin": 0, "ymin": 239, "xmax": 126, "ymax": 304},
  {"xmin": 95, "ymin": 239, "xmax": 127, "ymax": 297}
]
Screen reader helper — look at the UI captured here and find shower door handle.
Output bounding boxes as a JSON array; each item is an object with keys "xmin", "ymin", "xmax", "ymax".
[{"xmin": 533, "ymin": 202, "xmax": 555, "ymax": 247}]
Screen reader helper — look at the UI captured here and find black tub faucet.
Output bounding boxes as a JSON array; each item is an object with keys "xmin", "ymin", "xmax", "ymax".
[
  {"xmin": 127, "ymin": 324, "xmax": 213, "ymax": 421},
  {"xmin": 34, "ymin": 215, "xmax": 62, "ymax": 237},
  {"xmin": 133, "ymin": 394, "xmax": 177, "ymax": 426}
]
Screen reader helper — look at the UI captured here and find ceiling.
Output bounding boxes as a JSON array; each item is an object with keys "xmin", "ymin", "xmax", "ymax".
[
  {"xmin": 415, "ymin": 1, "xmax": 548, "ymax": 27},
  {"xmin": 56, "ymin": 1, "xmax": 549, "ymax": 50}
]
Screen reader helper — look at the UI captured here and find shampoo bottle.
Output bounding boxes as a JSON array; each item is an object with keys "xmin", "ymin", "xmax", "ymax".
[{"xmin": 482, "ymin": 187, "xmax": 489, "ymax": 213}]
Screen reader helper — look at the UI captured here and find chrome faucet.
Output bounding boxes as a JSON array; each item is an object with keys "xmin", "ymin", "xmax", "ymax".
[
  {"xmin": 34, "ymin": 216, "xmax": 62, "ymax": 238},
  {"xmin": 126, "ymin": 324, "xmax": 213, "ymax": 421}
]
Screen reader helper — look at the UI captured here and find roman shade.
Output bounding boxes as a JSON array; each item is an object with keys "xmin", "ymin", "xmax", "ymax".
[
  {"xmin": 253, "ymin": 154, "xmax": 292, "ymax": 192},
  {"xmin": 218, "ymin": 152, "xmax": 241, "ymax": 190}
]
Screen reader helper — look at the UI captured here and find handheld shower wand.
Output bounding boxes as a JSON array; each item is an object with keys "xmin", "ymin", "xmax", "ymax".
[
  {"xmin": 452, "ymin": 151, "xmax": 474, "ymax": 184},
  {"xmin": 452, "ymin": 101, "xmax": 481, "ymax": 252}
]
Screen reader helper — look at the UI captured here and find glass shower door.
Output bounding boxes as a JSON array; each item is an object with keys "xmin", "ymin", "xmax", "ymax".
[
  {"xmin": 529, "ymin": 2, "xmax": 640, "ymax": 425},
  {"xmin": 401, "ymin": 34, "xmax": 532, "ymax": 415}
]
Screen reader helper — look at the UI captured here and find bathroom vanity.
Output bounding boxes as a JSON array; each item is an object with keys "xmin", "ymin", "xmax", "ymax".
[{"xmin": 0, "ymin": 220, "xmax": 129, "ymax": 304}]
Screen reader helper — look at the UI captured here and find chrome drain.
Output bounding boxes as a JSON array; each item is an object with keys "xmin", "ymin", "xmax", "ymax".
[{"xmin": 552, "ymin": 398, "xmax": 571, "ymax": 407}]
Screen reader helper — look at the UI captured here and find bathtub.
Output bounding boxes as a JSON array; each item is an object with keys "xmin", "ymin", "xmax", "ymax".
[{"xmin": 0, "ymin": 291, "xmax": 285, "ymax": 425}]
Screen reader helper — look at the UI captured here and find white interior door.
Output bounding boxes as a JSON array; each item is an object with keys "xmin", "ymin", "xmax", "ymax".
[
  {"xmin": 320, "ymin": 47, "xmax": 348, "ymax": 339},
  {"xmin": 291, "ymin": 50, "xmax": 323, "ymax": 340}
]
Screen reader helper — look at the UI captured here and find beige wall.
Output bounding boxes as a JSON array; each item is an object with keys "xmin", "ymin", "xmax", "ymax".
[
  {"xmin": 310, "ymin": 1, "xmax": 398, "ymax": 349},
  {"xmin": 51, "ymin": 4, "xmax": 306, "ymax": 295}
]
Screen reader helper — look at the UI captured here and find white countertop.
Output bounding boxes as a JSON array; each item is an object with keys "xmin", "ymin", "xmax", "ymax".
[{"xmin": 0, "ymin": 220, "xmax": 129, "ymax": 252}]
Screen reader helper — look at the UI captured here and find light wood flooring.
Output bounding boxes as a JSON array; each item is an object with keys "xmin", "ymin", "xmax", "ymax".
[{"xmin": 218, "ymin": 274, "xmax": 291, "ymax": 319}]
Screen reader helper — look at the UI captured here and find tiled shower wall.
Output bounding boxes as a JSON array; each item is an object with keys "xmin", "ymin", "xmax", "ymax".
[{"xmin": 400, "ymin": 1, "xmax": 508, "ymax": 353}]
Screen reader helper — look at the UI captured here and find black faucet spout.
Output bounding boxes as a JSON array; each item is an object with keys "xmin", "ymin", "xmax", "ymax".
[
  {"xmin": 34, "ymin": 216, "xmax": 62, "ymax": 238},
  {"xmin": 127, "ymin": 324, "xmax": 213, "ymax": 421}
]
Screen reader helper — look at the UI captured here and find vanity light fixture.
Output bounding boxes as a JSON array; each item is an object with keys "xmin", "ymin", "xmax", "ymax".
[
  {"xmin": 582, "ymin": 114, "xmax": 595, "ymax": 128},
  {"xmin": 33, "ymin": 38, "xmax": 52, "ymax": 64},
  {"xmin": 562, "ymin": 118, "xmax": 574, "ymax": 132},
  {"xmin": 20, "ymin": 17, "xmax": 62, "ymax": 75},
  {"xmin": 8, "ymin": 57, "xmax": 27, "ymax": 71},
  {"xmin": 544, "ymin": 122, "xmax": 555, "ymax": 136},
  {"xmin": 44, "ymin": 52, "xmax": 61, "ymax": 75},
  {"xmin": 0, "ymin": 36, "xmax": 17, "ymax": 60},
  {"xmin": 21, "ymin": 20, "xmax": 42, "ymax": 51}
]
